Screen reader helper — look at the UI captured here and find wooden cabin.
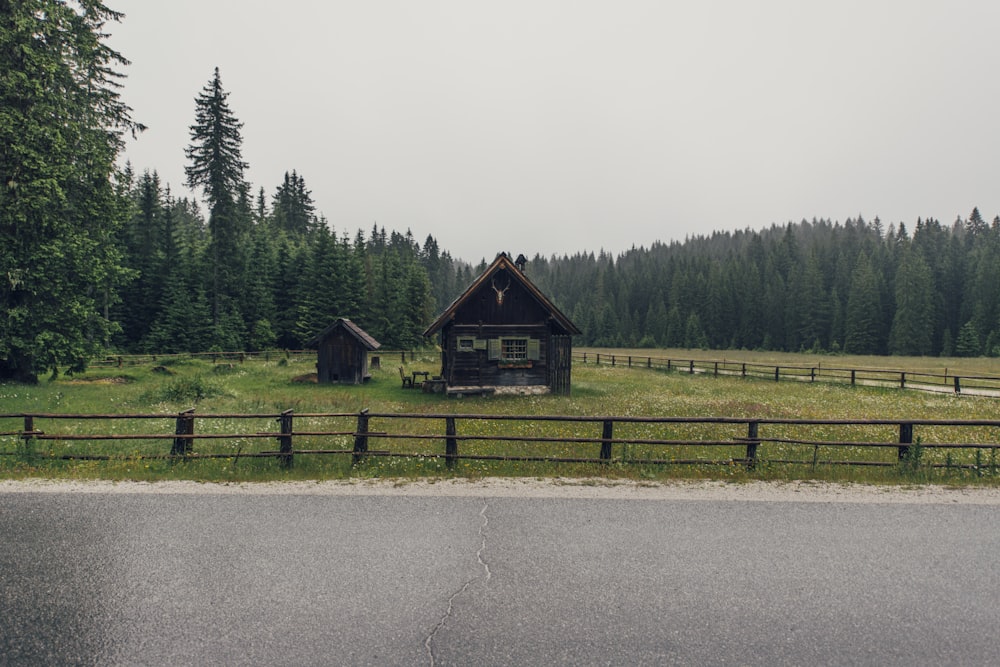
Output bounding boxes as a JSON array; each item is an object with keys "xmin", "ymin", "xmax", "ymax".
[
  {"xmin": 423, "ymin": 252, "xmax": 580, "ymax": 395},
  {"xmin": 307, "ymin": 318, "xmax": 380, "ymax": 384}
]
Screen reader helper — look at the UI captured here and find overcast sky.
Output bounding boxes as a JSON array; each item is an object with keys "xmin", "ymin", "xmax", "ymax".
[{"xmin": 108, "ymin": 1, "xmax": 1000, "ymax": 264}]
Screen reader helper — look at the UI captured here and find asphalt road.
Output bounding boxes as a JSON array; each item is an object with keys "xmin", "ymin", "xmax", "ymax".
[{"xmin": 2, "ymin": 483, "xmax": 999, "ymax": 666}]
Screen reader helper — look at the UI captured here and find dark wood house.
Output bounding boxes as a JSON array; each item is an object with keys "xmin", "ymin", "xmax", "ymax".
[
  {"xmin": 423, "ymin": 252, "xmax": 580, "ymax": 395},
  {"xmin": 307, "ymin": 318, "xmax": 381, "ymax": 384}
]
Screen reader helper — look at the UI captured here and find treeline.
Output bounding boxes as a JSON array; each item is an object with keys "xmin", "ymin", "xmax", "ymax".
[
  {"xmin": 524, "ymin": 210, "xmax": 1000, "ymax": 357},
  {"xmin": 112, "ymin": 169, "xmax": 472, "ymax": 353}
]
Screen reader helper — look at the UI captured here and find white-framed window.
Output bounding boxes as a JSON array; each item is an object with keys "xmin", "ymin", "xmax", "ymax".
[
  {"xmin": 502, "ymin": 337, "xmax": 528, "ymax": 360},
  {"xmin": 488, "ymin": 337, "xmax": 541, "ymax": 362}
]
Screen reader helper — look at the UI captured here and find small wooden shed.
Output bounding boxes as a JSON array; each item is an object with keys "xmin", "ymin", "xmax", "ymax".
[
  {"xmin": 307, "ymin": 318, "xmax": 381, "ymax": 384},
  {"xmin": 423, "ymin": 252, "xmax": 580, "ymax": 395}
]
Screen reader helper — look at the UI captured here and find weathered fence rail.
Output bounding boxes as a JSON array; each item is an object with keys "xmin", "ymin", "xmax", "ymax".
[
  {"xmin": 89, "ymin": 349, "xmax": 423, "ymax": 369},
  {"xmin": 575, "ymin": 352, "xmax": 1000, "ymax": 396},
  {"xmin": 3, "ymin": 411, "xmax": 999, "ymax": 473}
]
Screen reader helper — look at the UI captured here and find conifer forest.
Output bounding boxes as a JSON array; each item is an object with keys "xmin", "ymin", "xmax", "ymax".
[{"xmin": 4, "ymin": 3, "xmax": 1000, "ymax": 383}]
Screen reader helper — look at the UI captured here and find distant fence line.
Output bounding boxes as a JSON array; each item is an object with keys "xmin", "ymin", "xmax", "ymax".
[
  {"xmin": 92, "ymin": 350, "xmax": 1000, "ymax": 396},
  {"xmin": 575, "ymin": 352, "xmax": 1000, "ymax": 397},
  {"xmin": 89, "ymin": 349, "xmax": 422, "ymax": 368},
  {"xmin": 3, "ymin": 410, "xmax": 999, "ymax": 474}
]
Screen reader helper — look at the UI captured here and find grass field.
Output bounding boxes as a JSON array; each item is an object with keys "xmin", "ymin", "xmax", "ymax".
[{"xmin": 2, "ymin": 347, "xmax": 999, "ymax": 485}]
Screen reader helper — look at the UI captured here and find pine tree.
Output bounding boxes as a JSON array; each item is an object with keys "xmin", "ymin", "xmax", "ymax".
[
  {"xmin": 683, "ymin": 312, "xmax": 709, "ymax": 349},
  {"xmin": 117, "ymin": 170, "xmax": 166, "ymax": 349},
  {"xmin": 888, "ymin": 248, "xmax": 933, "ymax": 355},
  {"xmin": 955, "ymin": 320, "xmax": 982, "ymax": 357},
  {"xmin": 1, "ymin": 1, "xmax": 140, "ymax": 381},
  {"xmin": 844, "ymin": 252, "xmax": 884, "ymax": 354},
  {"xmin": 271, "ymin": 170, "xmax": 317, "ymax": 235},
  {"xmin": 184, "ymin": 67, "xmax": 249, "ymax": 330},
  {"xmin": 294, "ymin": 225, "xmax": 342, "ymax": 343}
]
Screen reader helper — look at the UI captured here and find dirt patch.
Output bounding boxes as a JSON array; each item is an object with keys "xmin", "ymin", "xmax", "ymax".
[{"xmin": 292, "ymin": 373, "xmax": 318, "ymax": 383}]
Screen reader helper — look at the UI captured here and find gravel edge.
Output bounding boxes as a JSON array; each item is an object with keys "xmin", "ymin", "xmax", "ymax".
[{"xmin": 2, "ymin": 477, "xmax": 1000, "ymax": 504}]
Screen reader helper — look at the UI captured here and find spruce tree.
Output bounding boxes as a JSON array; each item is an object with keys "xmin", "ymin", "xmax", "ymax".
[
  {"xmin": 271, "ymin": 170, "xmax": 317, "ymax": 236},
  {"xmin": 184, "ymin": 67, "xmax": 249, "ymax": 331},
  {"xmin": 1, "ymin": 1, "xmax": 140, "ymax": 381},
  {"xmin": 888, "ymin": 249, "xmax": 933, "ymax": 355},
  {"xmin": 955, "ymin": 320, "xmax": 982, "ymax": 357},
  {"xmin": 117, "ymin": 170, "xmax": 166, "ymax": 349},
  {"xmin": 844, "ymin": 252, "xmax": 884, "ymax": 354}
]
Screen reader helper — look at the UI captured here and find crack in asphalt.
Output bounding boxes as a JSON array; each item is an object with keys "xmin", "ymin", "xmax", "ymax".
[{"xmin": 425, "ymin": 499, "xmax": 490, "ymax": 666}]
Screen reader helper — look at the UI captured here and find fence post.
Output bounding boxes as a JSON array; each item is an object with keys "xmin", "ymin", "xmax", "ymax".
[
  {"xmin": 22, "ymin": 415, "xmax": 35, "ymax": 454},
  {"xmin": 954, "ymin": 376, "xmax": 961, "ymax": 394},
  {"xmin": 714, "ymin": 362, "xmax": 719, "ymax": 376},
  {"xmin": 647, "ymin": 357, "xmax": 652, "ymax": 368},
  {"xmin": 810, "ymin": 368, "xmax": 816, "ymax": 382},
  {"xmin": 689, "ymin": 360, "xmax": 694, "ymax": 374},
  {"xmin": 612, "ymin": 355, "xmax": 616, "ymax": 367},
  {"xmin": 628, "ymin": 356, "xmax": 632, "ymax": 368},
  {"xmin": 774, "ymin": 366, "xmax": 780, "ymax": 382},
  {"xmin": 597, "ymin": 353, "xmax": 601, "ymax": 365},
  {"xmin": 445, "ymin": 417, "xmax": 458, "ymax": 468},
  {"xmin": 746, "ymin": 421, "xmax": 759, "ymax": 470},
  {"xmin": 171, "ymin": 408, "xmax": 195, "ymax": 456},
  {"xmin": 600, "ymin": 420, "xmax": 614, "ymax": 461},
  {"xmin": 353, "ymin": 409, "xmax": 370, "ymax": 465},
  {"xmin": 278, "ymin": 409, "xmax": 294, "ymax": 469},
  {"xmin": 900, "ymin": 372, "xmax": 906, "ymax": 389},
  {"xmin": 851, "ymin": 370, "xmax": 856, "ymax": 386},
  {"xmin": 667, "ymin": 359, "xmax": 672, "ymax": 372},
  {"xmin": 742, "ymin": 363, "xmax": 746, "ymax": 378},
  {"xmin": 898, "ymin": 422, "xmax": 913, "ymax": 461}
]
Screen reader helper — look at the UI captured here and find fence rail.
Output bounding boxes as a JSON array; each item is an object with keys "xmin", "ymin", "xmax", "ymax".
[
  {"xmin": 575, "ymin": 352, "xmax": 1000, "ymax": 396},
  {"xmin": 88, "ymin": 349, "xmax": 423, "ymax": 369},
  {"xmin": 3, "ymin": 410, "xmax": 1000, "ymax": 474}
]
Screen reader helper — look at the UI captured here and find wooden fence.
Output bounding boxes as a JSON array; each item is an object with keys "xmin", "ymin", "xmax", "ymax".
[
  {"xmin": 575, "ymin": 352, "xmax": 1000, "ymax": 396},
  {"xmin": 3, "ymin": 410, "xmax": 1000, "ymax": 473},
  {"xmin": 88, "ymin": 349, "xmax": 424, "ymax": 369}
]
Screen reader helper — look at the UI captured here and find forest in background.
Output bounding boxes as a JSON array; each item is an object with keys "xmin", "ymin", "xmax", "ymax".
[
  {"xmin": 527, "ymin": 209, "xmax": 1000, "ymax": 358},
  {"xmin": 118, "ymin": 155, "xmax": 1000, "ymax": 360}
]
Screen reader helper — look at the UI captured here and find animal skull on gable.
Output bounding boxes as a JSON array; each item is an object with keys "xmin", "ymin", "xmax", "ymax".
[{"xmin": 492, "ymin": 277, "xmax": 511, "ymax": 305}]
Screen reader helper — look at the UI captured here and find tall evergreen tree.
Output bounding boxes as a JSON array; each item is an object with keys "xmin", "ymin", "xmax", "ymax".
[
  {"xmin": 1, "ymin": 1, "xmax": 140, "ymax": 381},
  {"xmin": 184, "ymin": 67, "xmax": 249, "ymax": 330},
  {"xmin": 117, "ymin": 170, "xmax": 165, "ymax": 348},
  {"xmin": 844, "ymin": 252, "xmax": 884, "ymax": 354},
  {"xmin": 888, "ymin": 248, "xmax": 933, "ymax": 356}
]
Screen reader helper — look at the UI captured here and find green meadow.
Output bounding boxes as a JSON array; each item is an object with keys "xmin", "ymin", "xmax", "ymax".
[{"xmin": 2, "ymin": 348, "xmax": 999, "ymax": 485}]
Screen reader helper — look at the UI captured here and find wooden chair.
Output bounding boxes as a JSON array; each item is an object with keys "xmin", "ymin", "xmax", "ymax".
[{"xmin": 399, "ymin": 366, "xmax": 413, "ymax": 388}]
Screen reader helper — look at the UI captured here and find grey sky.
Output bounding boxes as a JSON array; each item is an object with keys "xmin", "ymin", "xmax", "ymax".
[{"xmin": 109, "ymin": 1, "xmax": 1000, "ymax": 264}]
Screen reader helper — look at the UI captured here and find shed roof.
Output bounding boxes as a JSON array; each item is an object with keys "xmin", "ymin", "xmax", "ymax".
[
  {"xmin": 307, "ymin": 318, "xmax": 381, "ymax": 350},
  {"xmin": 423, "ymin": 252, "xmax": 581, "ymax": 337}
]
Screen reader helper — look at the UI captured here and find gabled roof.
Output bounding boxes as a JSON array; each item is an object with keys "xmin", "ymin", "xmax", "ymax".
[
  {"xmin": 423, "ymin": 253, "xmax": 581, "ymax": 337},
  {"xmin": 307, "ymin": 318, "xmax": 381, "ymax": 350}
]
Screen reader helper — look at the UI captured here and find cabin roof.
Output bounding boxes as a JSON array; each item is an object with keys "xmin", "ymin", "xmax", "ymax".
[
  {"xmin": 423, "ymin": 253, "xmax": 581, "ymax": 337},
  {"xmin": 307, "ymin": 318, "xmax": 381, "ymax": 350}
]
